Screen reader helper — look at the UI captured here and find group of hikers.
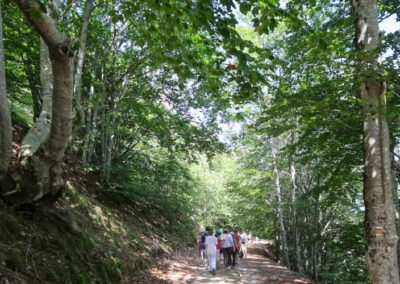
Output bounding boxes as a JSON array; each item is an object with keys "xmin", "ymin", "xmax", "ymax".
[{"xmin": 198, "ymin": 227, "xmax": 250, "ymax": 275}]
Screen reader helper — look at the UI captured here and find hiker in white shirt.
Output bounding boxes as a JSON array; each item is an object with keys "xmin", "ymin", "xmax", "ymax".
[
  {"xmin": 205, "ymin": 228, "xmax": 218, "ymax": 275},
  {"xmin": 221, "ymin": 229, "xmax": 235, "ymax": 267},
  {"xmin": 240, "ymin": 232, "xmax": 248, "ymax": 258}
]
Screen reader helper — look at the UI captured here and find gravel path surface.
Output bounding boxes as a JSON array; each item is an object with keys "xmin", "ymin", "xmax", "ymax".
[{"xmin": 132, "ymin": 242, "xmax": 313, "ymax": 284}]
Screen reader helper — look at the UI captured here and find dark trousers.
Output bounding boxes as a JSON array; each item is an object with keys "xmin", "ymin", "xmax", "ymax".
[
  {"xmin": 222, "ymin": 247, "xmax": 233, "ymax": 267},
  {"xmin": 232, "ymin": 248, "xmax": 237, "ymax": 267}
]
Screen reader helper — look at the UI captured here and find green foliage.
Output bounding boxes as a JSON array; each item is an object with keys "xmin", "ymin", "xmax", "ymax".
[
  {"xmin": 2, "ymin": 1, "xmax": 38, "ymax": 124},
  {"xmin": 218, "ymin": 1, "xmax": 389, "ymax": 282},
  {"xmin": 189, "ymin": 154, "xmax": 235, "ymax": 227},
  {"xmin": 321, "ymin": 220, "xmax": 367, "ymax": 283},
  {"xmin": 10, "ymin": 99, "xmax": 33, "ymax": 126},
  {"xmin": 3, "ymin": 0, "xmax": 400, "ymax": 282}
]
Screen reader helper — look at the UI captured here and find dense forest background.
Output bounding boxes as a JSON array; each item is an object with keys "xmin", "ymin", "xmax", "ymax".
[{"xmin": 0, "ymin": 0, "xmax": 400, "ymax": 283}]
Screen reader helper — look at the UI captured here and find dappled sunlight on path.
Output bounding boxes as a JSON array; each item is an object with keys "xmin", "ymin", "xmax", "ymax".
[{"xmin": 137, "ymin": 242, "xmax": 313, "ymax": 284}]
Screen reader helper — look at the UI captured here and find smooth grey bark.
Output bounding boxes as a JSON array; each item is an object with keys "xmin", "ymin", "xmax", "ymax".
[
  {"xmin": 391, "ymin": 152, "xmax": 400, "ymax": 271},
  {"xmin": 82, "ymin": 84, "xmax": 95, "ymax": 166},
  {"xmin": 100, "ymin": 104, "xmax": 109, "ymax": 181},
  {"xmin": 295, "ymin": 163, "xmax": 320, "ymax": 279},
  {"xmin": 0, "ymin": 0, "xmax": 12, "ymax": 182},
  {"xmin": 289, "ymin": 131, "xmax": 303, "ymax": 273},
  {"xmin": 351, "ymin": 1, "xmax": 400, "ymax": 282},
  {"xmin": 104, "ymin": 130, "xmax": 113, "ymax": 183},
  {"xmin": 11, "ymin": 0, "xmax": 74, "ymax": 203},
  {"xmin": 312, "ymin": 191, "xmax": 321, "ymax": 282},
  {"xmin": 86, "ymin": 94, "xmax": 98, "ymax": 164},
  {"xmin": 100, "ymin": 72, "xmax": 129, "ymax": 182},
  {"xmin": 271, "ymin": 145, "xmax": 291, "ymax": 269},
  {"xmin": 290, "ymin": 157, "xmax": 303, "ymax": 273},
  {"xmin": 101, "ymin": 99, "xmax": 114, "ymax": 183},
  {"xmin": 19, "ymin": 39, "xmax": 52, "ymax": 159},
  {"xmin": 74, "ymin": 0, "xmax": 94, "ymax": 126},
  {"xmin": 392, "ymin": 167, "xmax": 400, "ymax": 272},
  {"xmin": 82, "ymin": 48, "xmax": 105, "ymax": 167}
]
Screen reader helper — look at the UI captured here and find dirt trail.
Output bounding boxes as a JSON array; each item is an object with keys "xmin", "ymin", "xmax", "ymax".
[{"xmin": 133, "ymin": 242, "xmax": 313, "ymax": 284}]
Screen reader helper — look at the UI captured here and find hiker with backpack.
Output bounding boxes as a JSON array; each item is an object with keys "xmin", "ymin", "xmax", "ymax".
[
  {"xmin": 215, "ymin": 229, "xmax": 223, "ymax": 269},
  {"xmin": 231, "ymin": 229, "xmax": 241, "ymax": 267},
  {"xmin": 221, "ymin": 229, "xmax": 235, "ymax": 268},
  {"xmin": 199, "ymin": 228, "xmax": 210, "ymax": 261}
]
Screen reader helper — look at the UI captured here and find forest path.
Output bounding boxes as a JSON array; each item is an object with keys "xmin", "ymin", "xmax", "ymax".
[{"xmin": 135, "ymin": 242, "xmax": 313, "ymax": 284}]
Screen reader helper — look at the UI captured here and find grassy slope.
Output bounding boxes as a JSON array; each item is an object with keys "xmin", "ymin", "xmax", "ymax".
[
  {"xmin": 0, "ymin": 170, "xmax": 195, "ymax": 283},
  {"xmin": 0, "ymin": 102, "xmax": 196, "ymax": 283}
]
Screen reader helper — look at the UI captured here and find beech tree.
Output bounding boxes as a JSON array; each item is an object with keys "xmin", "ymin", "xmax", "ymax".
[
  {"xmin": 271, "ymin": 141, "xmax": 290, "ymax": 269},
  {"xmin": 1, "ymin": 0, "xmax": 74, "ymax": 204},
  {"xmin": 74, "ymin": 0, "xmax": 95, "ymax": 127},
  {"xmin": 225, "ymin": 0, "xmax": 400, "ymax": 282},
  {"xmin": 1, "ymin": 0, "xmax": 400, "ymax": 282},
  {"xmin": 1, "ymin": 0, "xmax": 280, "ymax": 201},
  {"xmin": 351, "ymin": 0, "xmax": 400, "ymax": 282},
  {"xmin": 0, "ymin": 0, "xmax": 12, "ymax": 182}
]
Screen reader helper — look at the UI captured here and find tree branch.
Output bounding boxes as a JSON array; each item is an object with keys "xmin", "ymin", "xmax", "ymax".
[{"xmin": 13, "ymin": 0, "xmax": 69, "ymax": 51}]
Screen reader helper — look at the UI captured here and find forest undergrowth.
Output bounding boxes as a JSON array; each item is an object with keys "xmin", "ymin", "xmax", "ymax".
[
  {"xmin": 0, "ymin": 124, "xmax": 196, "ymax": 283},
  {"xmin": 0, "ymin": 179, "xmax": 195, "ymax": 283}
]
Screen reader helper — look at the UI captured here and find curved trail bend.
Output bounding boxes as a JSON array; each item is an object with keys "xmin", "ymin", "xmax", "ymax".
[{"xmin": 136, "ymin": 242, "xmax": 313, "ymax": 284}]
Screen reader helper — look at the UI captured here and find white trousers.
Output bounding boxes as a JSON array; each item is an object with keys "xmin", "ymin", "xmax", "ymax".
[{"xmin": 207, "ymin": 253, "xmax": 217, "ymax": 270}]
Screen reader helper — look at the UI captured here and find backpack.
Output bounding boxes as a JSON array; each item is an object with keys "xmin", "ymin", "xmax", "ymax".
[
  {"xmin": 232, "ymin": 233, "xmax": 238, "ymax": 246},
  {"xmin": 201, "ymin": 232, "xmax": 207, "ymax": 243},
  {"xmin": 232, "ymin": 233, "xmax": 241, "ymax": 249}
]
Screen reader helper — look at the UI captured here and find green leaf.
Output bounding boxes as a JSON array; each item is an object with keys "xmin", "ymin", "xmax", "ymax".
[{"xmin": 240, "ymin": 3, "xmax": 251, "ymax": 15}]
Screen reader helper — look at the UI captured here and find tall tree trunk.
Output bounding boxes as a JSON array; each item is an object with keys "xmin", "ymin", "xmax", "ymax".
[
  {"xmin": 74, "ymin": 0, "xmax": 94, "ymax": 126},
  {"xmin": 104, "ymin": 130, "xmax": 113, "ymax": 183},
  {"xmin": 82, "ymin": 49, "xmax": 104, "ymax": 167},
  {"xmin": 391, "ymin": 150, "xmax": 400, "ymax": 272},
  {"xmin": 22, "ymin": 53, "xmax": 41, "ymax": 122},
  {"xmin": 82, "ymin": 84, "xmax": 95, "ymax": 166},
  {"xmin": 0, "ymin": 0, "xmax": 12, "ymax": 182},
  {"xmin": 290, "ymin": 131, "xmax": 303, "ymax": 273},
  {"xmin": 86, "ymin": 103, "xmax": 98, "ymax": 164},
  {"xmin": 290, "ymin": 158, "xmax": 303, "ymax": 272},
  {"xmin": 271, "ymin": 145, "xmax": 291, "ymax": 269},
  {"xmin": 102, "ymin": 107, "xmax": 115, "ymax": 183},
  {"xmin": 10, "ymin": 0, "xmax": 74, "ymax": 204},
  {"xmin": 312, "ymin": 191, "xmax": 321, "ymax": 282},
  {"xmin": 19, "ymin": 39, "xmax": 52, "ymax": 159},
  {"xmin": 304, "ymin": 213, "xmax": 311, "ymax": 275},
  {"xmin": 351, "ymin": 1, "xmax": 400, "ymax": 282},
  {"xmin": 392, "ymin": 168, "xmax": 400, "ymax": 273}
]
